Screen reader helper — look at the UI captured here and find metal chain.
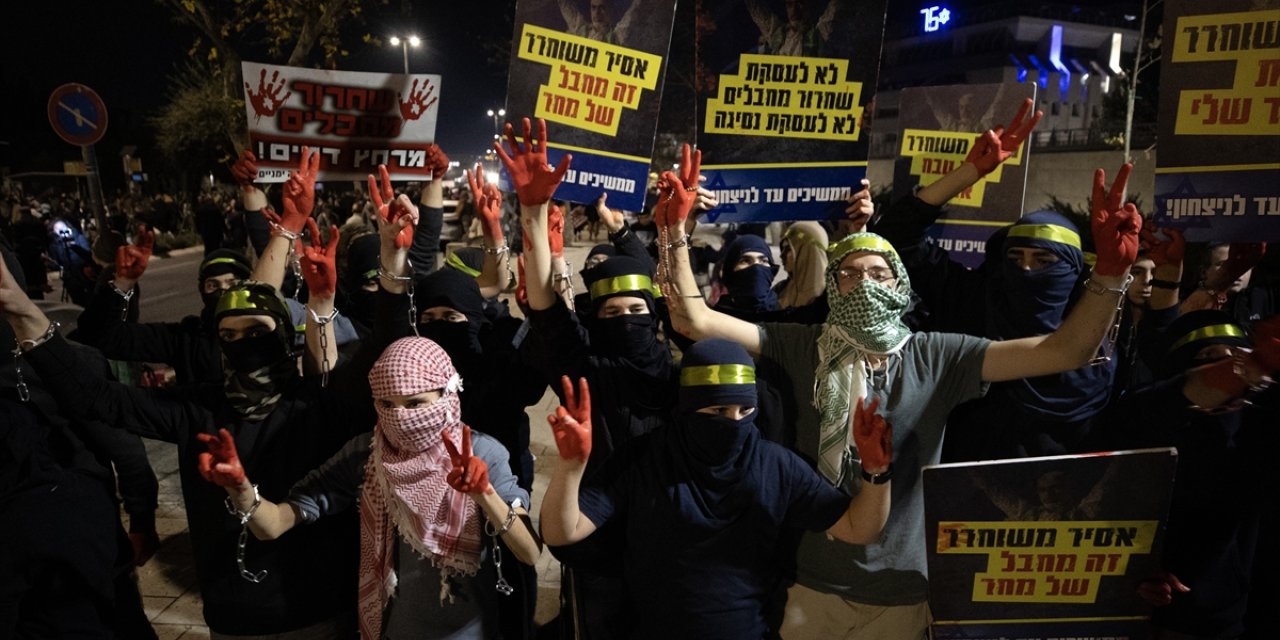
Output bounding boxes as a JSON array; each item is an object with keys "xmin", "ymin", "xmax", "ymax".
[
  {"xmin": 224, "ymin": 485, "xmax": 267, "ymax": 583},
  {"xmin": 288, "ymin": 244, "xmax": 303, "ymax": 303},
  {"xmin": 10, "ymin": 346, "xmax": 30, "ymax": 402},
  {"xmin": 405, "ymin": 257, "xmax": 419, "ymax": 336},
  {"xmin": 491, "ymin": 534, "xmax": 514, "ymax": 596}
]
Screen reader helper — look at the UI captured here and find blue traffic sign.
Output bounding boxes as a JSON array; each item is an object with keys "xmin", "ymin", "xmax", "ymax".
[{"xmin": 48, "ymin": 83, "xmax": 108, "ymax": 146}]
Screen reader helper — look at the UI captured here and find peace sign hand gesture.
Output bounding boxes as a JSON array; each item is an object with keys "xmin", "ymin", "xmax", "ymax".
[{"xmin": 444, "ymin": 425, "xmax": 493, "ymax": 496}]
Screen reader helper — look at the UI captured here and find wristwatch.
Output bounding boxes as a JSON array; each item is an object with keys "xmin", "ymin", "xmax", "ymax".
[{"xmin": 860, "ymin": 464, "xmax": 892, "ymax": 485}]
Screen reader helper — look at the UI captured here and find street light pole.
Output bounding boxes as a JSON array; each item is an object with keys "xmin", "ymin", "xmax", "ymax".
[
  {"xmin": 486, "ymin": 108, "xmax": 506, "ymax": 137},
  {"xmin": 388, "ymin": 35, "xmax": 421, "ymax": 74}
]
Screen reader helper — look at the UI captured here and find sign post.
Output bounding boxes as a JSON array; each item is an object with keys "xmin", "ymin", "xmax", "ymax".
[{"xmin": 47, "ymin": 83, "xmax": 118, "ymax": 263}]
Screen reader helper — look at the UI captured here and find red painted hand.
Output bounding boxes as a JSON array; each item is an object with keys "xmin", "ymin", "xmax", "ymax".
[
  {"xmin": 297, "ymin": 218, "xmax": 340, "ymax": 299},
  {"xmin": 851, "ymin": 396, "xmax": 892, "ymax": 474},
  {"xmin": 196, "ymin": 428, "xmax": 247, "ymax": 488},
  {"xmin": 280, "ymin": 146, "xmax": 320, "ymax": 233},
  {"xmin": 444, "ymin": 425, "xmax": 493, "ymax": 495},
  {"xmin": 467, "ymin": 164, "xmax": 505, "ymax": 240},
  {"xmin": 1139, "ymin": 227, "xmax": 1186, "ymax": 268},
  {"xmin": 369, "ymin": 164, "xmax": 416, "ymax": 249},
  {"xmin": 115, "ymin": 225, "xmax": 154, "ymax": 281},
  {"xmin": 655, "ymin": 143, "xmax": 701, "ymax": 229},
  {"xmin": 494, "ymin": 117, "xmax": 571, "ymax": 206},
  {"xmin": 245, "ymin": 68, "xmax": 291, "ymax": 120},
  {"xmin": 1091, "ymin": 163, "xmax": 1142, "ymax": 277},
  {"xmin": 1203, "ymin": 243, "xmax": 1266, "ymax": 293},
  {"xmin": 398, "ymin": 78, "xmax": 438, "ymax": 122},
  {"xmin": 426, "ymin": 144, "xmax": 450, "ymax": 181},
  {"xmin": 965, "ymin": 98, "xmax": 1042, "ymax": 176},
  {"xmin": 548, "ymin": 203, "xmax": 566, "ymax": 255},
  {"xmin": 230, "ymin": 150, "xmax": 259, "ymax": 192},
  {"xmin": 547, "ymin": 376, "xmax": 591, "ymax": 463}
]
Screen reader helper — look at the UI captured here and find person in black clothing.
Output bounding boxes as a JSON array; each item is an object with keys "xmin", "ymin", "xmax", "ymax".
[
  {"xmin": 540, "ymin": 339, "xmax": 894, "ymax": 640},
  {"xmin": 72, "ymin": 248, "xmax": 253, "ymax": 386},
  {"xmin": 713, "ymin": 234, "xmax": 780, "ymax": 317},
  {"xmin": 0, "ymin": 270, "xmax": 377, "ymax": 637},
  {"xmin": 336, "ymin": 232, "xmax": 380, "ymax": 337}
]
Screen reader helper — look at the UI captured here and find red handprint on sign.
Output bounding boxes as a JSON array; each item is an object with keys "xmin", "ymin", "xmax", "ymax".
[
  {"xmin": 245, "ymin": 69, "xmax": 292, "ymax": 121},
  {"xmin": 398, "ymin": 78, "xmax": 438, "ymax": 122}
]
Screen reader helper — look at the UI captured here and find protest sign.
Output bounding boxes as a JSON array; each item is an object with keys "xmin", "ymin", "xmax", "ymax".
[
  {"xmin": 894, "ymin": 83, "xmax": 1037, "ymax": 268},
  {"xmin": 925, "ymin": 449, "xmax": 1176, "ymax": 640},
  {"xmin": 503, "ymin": 0, "xmax": 678, "ymax": 212},
  {"xmin": 1153, "ymin": 0, "xmax": 1280, "ymax": 241},
  {"xmin": 694, "ymin": 0, "xmax": 887, "ymax": 222},
  {"xmin": 241, "ymin": 61, "xmax": 441, "ymax": 182}
]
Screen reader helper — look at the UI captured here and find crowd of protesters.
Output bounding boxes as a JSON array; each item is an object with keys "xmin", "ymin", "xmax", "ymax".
[{"xmin": 1, "ymin": 97, "xmax": 1276, "ymax": 640}]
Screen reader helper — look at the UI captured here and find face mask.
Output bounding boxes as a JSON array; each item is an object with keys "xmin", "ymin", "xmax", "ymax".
[
  {"xmin": 343, "ymin": 287, "xmax": 377, "ymax": 327},
  {"xmin": 220, "ymin": 332, "xmax": 293, "ymax": 374},
  {"xmin": 376, "ymin": 393, "xmax": 461, "ymax": 453},
  {"xmin": 589, "ymin": 314, "xmax": 659, "ymax": 360},
  {"xmin": 994, "ymin": 254, "xmax": 1078, "ymax": 336},
  {"xmin": 418, "ymin": 320, "xmax": 480, "ymax": 363},
  {"xmin": 721, "ymin": 264, "xmax": 779, "ymax": 312},
  {"xmin": 827, "ymin": 279, "xmax": 912, "ymax": 353},
  {"xmin": 682, "ymin": 412, "xmax": 755, "ymax": 466}
]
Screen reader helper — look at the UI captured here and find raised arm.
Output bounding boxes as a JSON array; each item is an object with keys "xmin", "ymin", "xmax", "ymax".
[
  {"xmin": 1140, "ymin": 227, "xmax": 1186, "ymax": 312},
  {"xmin": 467, "ymin": 164, "xmax": 513, "ymax": 297},
  {"xmin": 917, "ymin": 98, "xmax": 1042, "ymax": 207},
  {"xmin": 198, "ymin": 429, "xmax": 302, "ymax": 540},
  {"xmin": 297, "ymin": 218, "xmax": 341, "ymax": 381},
  {"xmin": 540, "ymin": 376, "xmax": 599, "ymax": 546},
  {"xmin": 825, "ymin": 397, "xmax": 892, "ymax": 545},
  {"xmin": 655, "ymin": 144, "xmax": 762, "ymax": 353},
  {"xmin": 251, "ymin": 147, "xmax": 320, "ymax": 289},
  {"xmin": 981, "ymin": 163, "xmax": 1142, "ymax": 381},
  {"xmin": 495, "ymin": 117, "xmax": 571, "ymax": 312},
  {"xmin": 408, "ymin": 145, "xmax": 448, "ymax": 277},
  {"xmin": 232, "ymin": 150, "xmax": 272, "ymax": 255},
  {"xmin": 444, "ymin": 425, "xmax": 542, "ymax": 564},
  {"xmin": 370, "ymin": 164, "xmax": 420, "ymax": 298}
]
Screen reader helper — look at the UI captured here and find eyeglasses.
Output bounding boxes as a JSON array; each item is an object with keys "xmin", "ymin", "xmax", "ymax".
[{"xmin": 837, "ymin": 267, "xmax": 895, "ymax": 283}]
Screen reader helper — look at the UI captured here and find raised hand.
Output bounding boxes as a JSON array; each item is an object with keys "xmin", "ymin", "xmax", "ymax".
[
  {"xmin": 297, "ymin": 218, "xmax": 340, "ymax": 298},
  {"xmin": 369, "ymin": 164, "xmax": 417, "ymax": 249},
  {"xmin": 845, "ymin": 178, "xmax": 873, "ymax": 231},
  {"xmin": 494, "ymin": 117, "xmax": 571, "ymax": 206},
  {"xmin": 115, "ymin": 224, "xmax": 155, "ymax": 281},
  {"xmin": 467, "ymin": 164, "xmax": 505, "ymax": 240},
  {"xmin": 1138, "ymin": 572, "xmax": 1190, "ymax": 607},
  {"xmin": 965, "ymin": 98, "xmax": 1043, "ymax": 176},
  {"xmin": 655, "ymin": 143, "xmax": 701, "ymax": 229},
  {"xmin": 548, "ymin": 203, "xmax": 566, "ymax": 255},
  {"xmin": 547, "ymin": 376, "xmax": 591, "ymax": 463},
  {"xmin": 851, "ymin": 396, "xmax": 892, "ymax": 474},
  {"xmin": 230, "ymin": 150, "xmax": 259, "ymax": 191},
  {"xmin": 426, "ymin": 144, "xmax": 450, "ymax": 181},
  {"xmin": 196, "ymin": 428, "xmax": 247, "ymax": 488},
  {"xmin": 594, "ymin": 193, "xmax": 625, "ymax": 233},
  {"xmin": 444, "ymin": 425, "xmax": 492, "ymax": 495},
  {"xmin": 398, "ymin": 78, "xmax": 438, "ymax": 122},
  {"xmin": 1140, "ymin": 227, "xmax": 1186, "ymax": 268},
  {"xmin": 278, "ymin": 146, "xmax": 320, "ymax": 233},
  {"xmin": 1091, "ymin": 163, "xmax": 1142, "ymax": 277},
  {"xmin": 245, "ymin": 68, "xmax": 291, "ymax": 120}
]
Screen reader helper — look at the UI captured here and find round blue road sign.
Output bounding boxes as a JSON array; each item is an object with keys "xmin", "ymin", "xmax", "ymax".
[{"xmin": 48, "ymin": 83, "xmax": 109, "ymax": 146}]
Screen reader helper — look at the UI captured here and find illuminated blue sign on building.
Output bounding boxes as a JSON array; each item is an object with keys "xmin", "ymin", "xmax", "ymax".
[{"xmin": 921, "ymin": 5, "xmax": 952, "ymax": 32}]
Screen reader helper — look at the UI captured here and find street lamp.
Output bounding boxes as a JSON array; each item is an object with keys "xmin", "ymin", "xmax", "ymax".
[
  {"xmin": 486, "ymin": 108, "xmax": 506, "ymax": 137},
  {"xmin": 388, "ymin": 35, "xmax": 421, "ymax": 74}
]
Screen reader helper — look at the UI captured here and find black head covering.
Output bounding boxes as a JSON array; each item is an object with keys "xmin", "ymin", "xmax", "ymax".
[
  {"xmin": 582, "ymin": 256, "xmax": 656, "ymax": 311},
  {"xmin": 1157, "ymin": 310, "xmax": 1250, "ymax": 378},
  {"xmin": 446, "ymin": 248, "xmax": 485, "ymax": 278},
  {"xmin": 344, "ymin": 234, "xmax": 380, "ymax": 288},
  {"xmin": 199, "ymin": 249, "xmax": 252, "ymax": 283},
  {"xmin": 580, "ymin": 256, "xmax": 668, "ymax": 375},
  {"xmin": 213, "ymin": 281, "xmax": 297, "ymax": 419},
  {"xmin": 716, "ymin": 235, "xmax": 779, "ymax": 314},
  {"xmin": 413, "ymin": 268, "xmax": 488, "ymax": 368}
]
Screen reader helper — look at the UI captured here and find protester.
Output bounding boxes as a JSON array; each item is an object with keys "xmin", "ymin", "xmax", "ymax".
[
  {"xmin": 198, "ymin": 336, "xmax": 540, "ymax": 640},
  {"xmin": 775, "ymin": 221, "xmax": 828, "ymax": 309}
]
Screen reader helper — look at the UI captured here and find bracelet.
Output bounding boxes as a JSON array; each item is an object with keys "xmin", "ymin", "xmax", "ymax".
[
  {"xmin": 485, "ymin": 503, "xmax": 519, "ymax": 536},
  {"xmin": 378, "ymin": 260, "xmax": 413, "ymax": 281},
  {"xmin": 662, "ymin": 234, "xmax": 691, "ymax": 250},
  {"xmin": 1083, "ymin": 274, "xmax": 1135, "ymax": 296},
  {"xmin": 484, "ymin": 244, "xmax": 510, "ymax": 256},
  {"xmin": 269, "ymin": 222, "xmax": 300, "ymax": 241},
  {"xmin": 19, "ymin": 321, "xmax": 60, "ymax": 352},
  {"xmin": 307, "ymin": 306, "xmax": 340, "ymax": 325},
  {"xmin": 860, "ymin": 463, "xmax": 893, "ymax": 485},
  {"xmin": 109, "ymin": 281, "xmax": 137, "ymax": 301},
  {"xmin": 1149, "ymin": 279, "xmax": 1180, "ymax": 290},
  {"xmin": 224, "ymin": 484, "xmax": 262, "ymax": 524}
]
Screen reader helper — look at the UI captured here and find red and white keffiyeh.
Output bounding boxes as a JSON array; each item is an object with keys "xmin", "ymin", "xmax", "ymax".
[{"xmin": 358, "ymin": 337, "xmax": 479, "ymax": 640}]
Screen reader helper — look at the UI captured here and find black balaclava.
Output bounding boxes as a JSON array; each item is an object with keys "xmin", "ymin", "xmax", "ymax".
[
  {"xmin": 445, "ymin": 247, "xmax": 485, "ymax": 278},
  {"xmin": 579, "ymin": 244, "xmax": 617, "ymax": 281},
  {"xmin": 198, "ymin": 249, "xmax": 253, "ymax": 311},
  {"xmin": 413, "ymin": 268, "xmax": 487, "ymax": 371},
  {"xmin": 581, "ymin": 256, "xmax": 669, "ymax": 376},
  {"xmin": 214, "ymin": 281, "xmax": 297, "ymax": 421},
  {"xmin": 716, "ymin": 234, "xmax": 779, "ymax": 314},
  {"xmin": 669, "ymin": 338, "xmax": 761, "ymax": 524},
  {"xmin": 340, "ymin": 234, "xmax": 380, "ymax": 328},
  {"xmin": 1156, "ymin": 310, "xmax": 1251, "ymax": 379}
]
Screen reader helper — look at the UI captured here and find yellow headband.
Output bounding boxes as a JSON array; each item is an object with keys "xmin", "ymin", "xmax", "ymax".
[
  {"xmin": 1007, "ymin": 223, "xmax": 1081, "ymax": 250},
  {"xmin": 828, "ymin": 235, "xmax": 899, "ymax": 261},
  {"xmin": 446, "ymin": 252, "xmax": 481, "ymax": 277},
  {"xmin": 680, "ymin": 364, "xmax": 756, "ymax": 386},
  {"xmin": 1168, "ymin": 324, "xmax": 1246, "ymax": 353},
  {"xmin": 590, "ymin": 273, "xmax": 655, "ymax": 300}
]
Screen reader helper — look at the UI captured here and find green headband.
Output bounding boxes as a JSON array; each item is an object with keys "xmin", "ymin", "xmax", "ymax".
[
  {"xmin": 680, "ymin": 364, "xmax": 756, "ymax": 386},
  {"xmin": 590, "ymin": 273, "xmax": 657, "ymax": 300},
  {"xmin": 1007, "ymin": 223, "xmax": 1082, "ymax": 250},
  {"xmin": 360, "ymin": 267, "xmax": 380, "ymax": 282},
  {"xmin": 446, "ymin": 252, "xmax": 481, "ymax": 277},
  {"xmin": 828, "ymin": 235, "xmax": 899, "ymax": 261},
  {"xmin": 1168, "ymin": 323, "xmax": 1246, "ymax": 353}
]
